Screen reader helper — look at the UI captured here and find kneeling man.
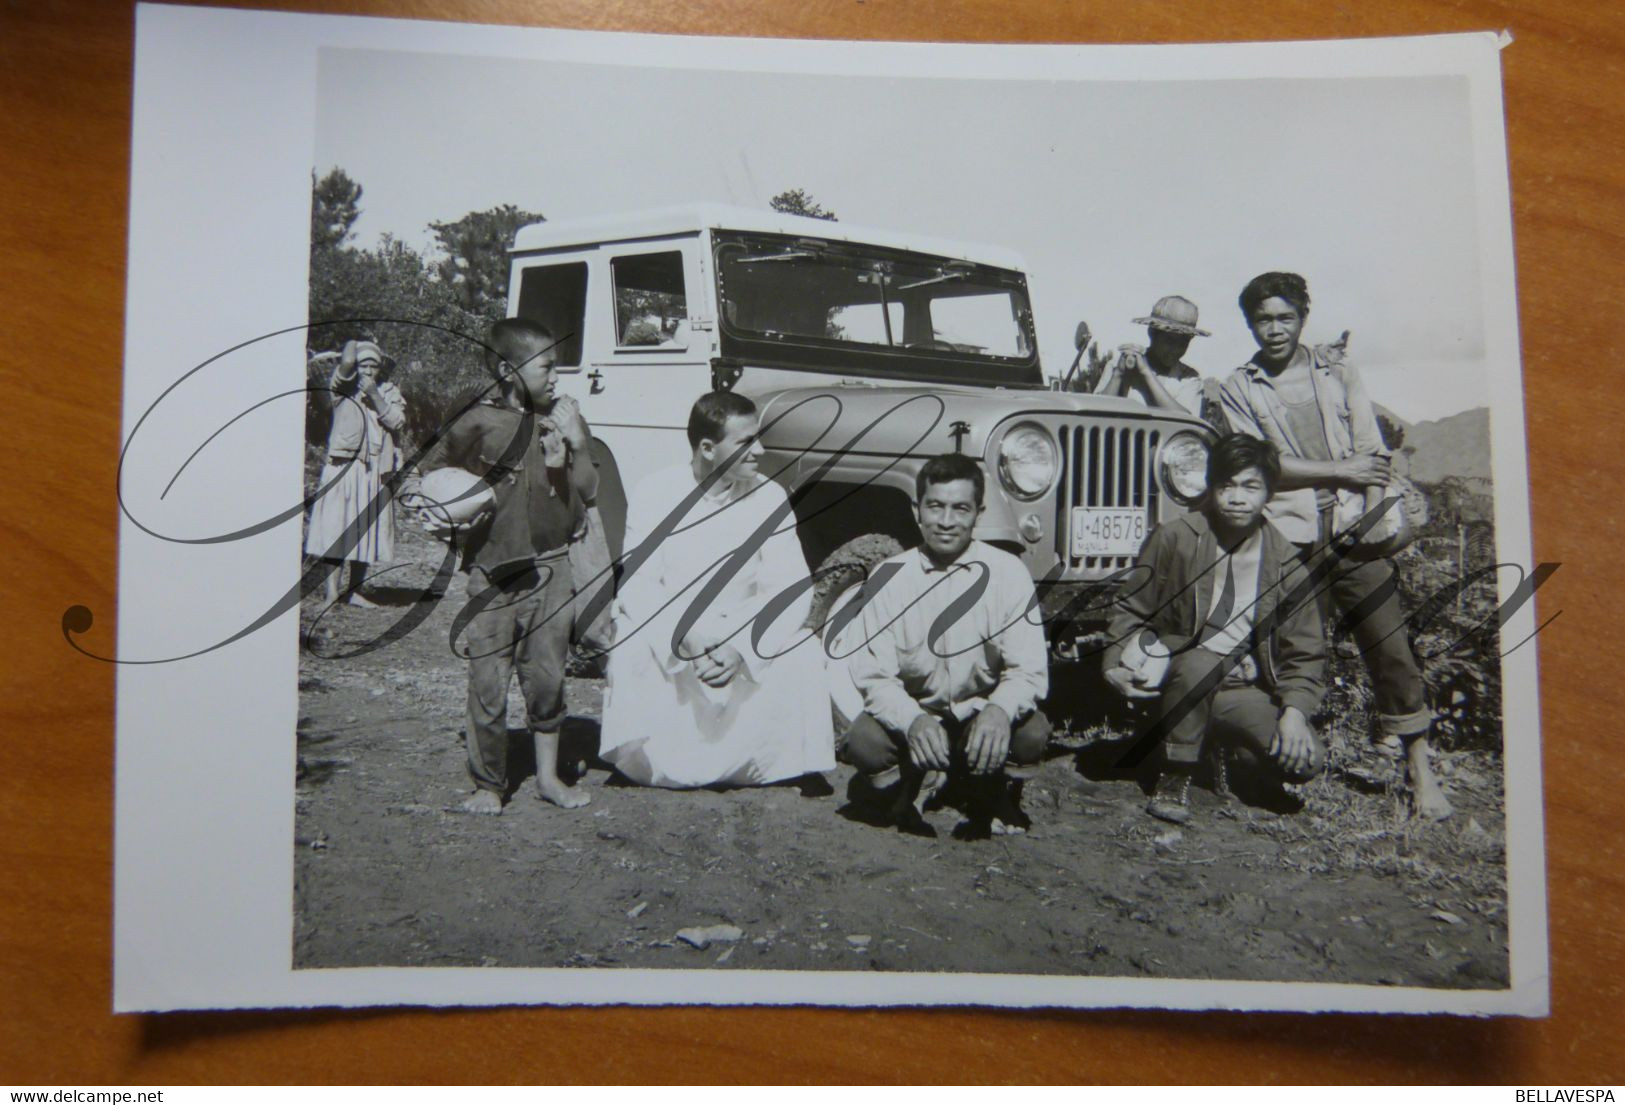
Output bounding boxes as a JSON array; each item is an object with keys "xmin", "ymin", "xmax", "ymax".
[
  {"xmin": 598, "ymin": 391, "xmax": 835, "ymax": 788},
  {"xmin": 844, "ymin": 454, "xmax": 1051, "ymax": 837},
  {"xmin": 1105, "ymin": 434, "xmax": 1328, "ymax": 824}
]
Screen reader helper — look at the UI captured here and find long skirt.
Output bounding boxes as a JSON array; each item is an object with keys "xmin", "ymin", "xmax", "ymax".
[
  {"xmin": 599, "ymin": 636, "xmax": 835, "ymax": 789},
  {"xmin": 304, "ymin": 458, "xmax": 395, "ymax": 565}
]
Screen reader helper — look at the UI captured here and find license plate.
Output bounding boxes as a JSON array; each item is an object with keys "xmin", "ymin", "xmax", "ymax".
[{"xmin": 1070, "ymin": 507, "xmax": 1148, "ymax": 558}]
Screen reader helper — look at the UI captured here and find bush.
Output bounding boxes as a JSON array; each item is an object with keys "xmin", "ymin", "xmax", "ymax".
[
  {"xmin": 307, "ymin": 235, "xmax": 499, "ymax": 451},
  {"xmin": 1319, "ymin": 507, "xmax": 1505, "ymax": 755}
]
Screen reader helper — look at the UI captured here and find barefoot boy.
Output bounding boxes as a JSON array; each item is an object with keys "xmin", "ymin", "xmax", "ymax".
[
  {"xmin": 416, "ymin": 318, "xmax": 596, "ymax": 814},
  {"xmin": 1104, "ymin": 434, "xmax": 1328, "ymax": 824}
]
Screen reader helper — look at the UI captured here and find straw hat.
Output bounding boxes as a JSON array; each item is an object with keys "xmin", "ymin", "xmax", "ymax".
[{"xmin": 1133, "ymin": 296, "xmax": 1210, "ymax": 337}]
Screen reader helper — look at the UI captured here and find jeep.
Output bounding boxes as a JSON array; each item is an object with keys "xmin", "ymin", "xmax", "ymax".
[{"xmin": 507, "ymin": 204, "xmax": 1215, "ymax": 645}]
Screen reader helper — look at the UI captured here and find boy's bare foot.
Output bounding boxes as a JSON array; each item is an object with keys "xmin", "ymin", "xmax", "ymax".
[
  {"xmin": 458, "ymin": 790, "xmax": 503, "ymax": 815},
  {"xmin": 535, "ymin": 776, "xmax": 592, "ymax": 809},
  {"xmin": 531, "ymin": 729, "xmax": 590, "ymax": 808},
  {"xmin": 346, "ymin": 592, "xmax": 380, "ymax": 608},
  {"xmin": 1406, "ymin": 739, "xmax": 1454, "ymax": 821},
  {"xmin": 1410, "ymin": 774, "xmax": 1454, "ymax": 821}
]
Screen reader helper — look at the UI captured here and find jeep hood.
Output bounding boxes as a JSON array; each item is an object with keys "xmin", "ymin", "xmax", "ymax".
[{"xmin": 749, "ymin": 383, "xmax": 1205, "ymax": 459}]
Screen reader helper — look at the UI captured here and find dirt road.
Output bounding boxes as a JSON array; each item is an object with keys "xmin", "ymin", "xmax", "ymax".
[{"xmin": 294, "ymin": 537, "xmax": 1508, "ymax": 987}]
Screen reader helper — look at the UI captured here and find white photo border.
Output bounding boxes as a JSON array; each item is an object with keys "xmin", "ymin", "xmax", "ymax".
[{"xmin": 113, "ymin": 2, "xmax": 1546, "ymax": 1014}]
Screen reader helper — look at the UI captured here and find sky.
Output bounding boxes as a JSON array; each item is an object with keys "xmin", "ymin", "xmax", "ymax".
[{"xmin": 315, "ymin": 49, "xmax": 1491, "ymax": 423}]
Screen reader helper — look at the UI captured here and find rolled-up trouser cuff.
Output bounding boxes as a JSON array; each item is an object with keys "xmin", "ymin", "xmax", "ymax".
[
  {"xmin": 865, "ymin": 765, "xmax": 903, "ymax": 790},
  {"xmin": 1378, "ymin": 708, "xmax": 1433, "ymax": 738}
]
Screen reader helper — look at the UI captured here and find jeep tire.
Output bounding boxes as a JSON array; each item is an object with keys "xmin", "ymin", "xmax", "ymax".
[{"xmin": 806, "ymin": 533, "xmax": 906, "ymax": 633}]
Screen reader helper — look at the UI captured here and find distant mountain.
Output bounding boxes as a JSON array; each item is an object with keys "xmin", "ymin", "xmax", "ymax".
[{"xmin": 1376, "ymin": 405, "xmax": 1492, "ymax": 484}]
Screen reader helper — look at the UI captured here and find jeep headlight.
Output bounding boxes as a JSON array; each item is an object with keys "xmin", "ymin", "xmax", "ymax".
[
  {"xmin": 1159, "ymin": 431, "xmax": 1210, "ymax": 505},
  {"xmin": 997, "ymin": 423, "xmax": 1057, "ymax": 500}
]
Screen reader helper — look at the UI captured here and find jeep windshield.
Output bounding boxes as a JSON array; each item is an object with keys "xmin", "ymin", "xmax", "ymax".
[{"xmin": 714, "ymin": 230, "xmax": 1044, "ymax": 388}]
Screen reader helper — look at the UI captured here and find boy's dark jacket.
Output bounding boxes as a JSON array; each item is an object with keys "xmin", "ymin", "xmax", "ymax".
[
  {"xmin": 417, "ymin": 401, "xmax": 585, "ymax": 575},
  {"xmin": 1103, "ymin": 511, "xmax": 1327, "ymax": 718}
]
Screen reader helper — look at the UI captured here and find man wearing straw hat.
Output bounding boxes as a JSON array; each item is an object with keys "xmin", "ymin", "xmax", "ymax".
[{"xmin": 1092, "ymin": 295, "xmax": 1212, "ymax": 419}]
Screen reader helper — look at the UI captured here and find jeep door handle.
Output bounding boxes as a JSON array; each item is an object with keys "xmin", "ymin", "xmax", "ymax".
[{"xmin": 588, "ymin": 369, "xmax": 605, "ymax": 395}]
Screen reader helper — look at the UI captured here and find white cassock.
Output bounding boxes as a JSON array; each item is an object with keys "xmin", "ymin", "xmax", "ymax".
[{"xmin": 598, "ymin": 464, "xmax": 835, "ymax": 787}]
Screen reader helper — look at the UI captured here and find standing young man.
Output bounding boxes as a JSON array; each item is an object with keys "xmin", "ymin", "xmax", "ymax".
[
  {"xmin": 416, "ymin": 318, "xmax": 597, "ymax": 814},
  {"xmin": 1091, "ymin": 295, "xmax": 1211, "ymax": 419},
  {"xmin": 1104, "ymin": 435, "xmax": 1328, "ymax": 824},
  {"xmin": 842, "ymin": 454, "xmax": 1051, "ymax": 838},
  {"xmin": 1217, "ymin": 271, "xmax": 1452, "ymax": 820}
]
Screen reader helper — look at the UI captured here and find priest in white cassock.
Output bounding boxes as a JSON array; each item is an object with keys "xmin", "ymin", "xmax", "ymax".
[{"xmin": 598, "ymin": 391, "xmax": 835, "ymax": 788}]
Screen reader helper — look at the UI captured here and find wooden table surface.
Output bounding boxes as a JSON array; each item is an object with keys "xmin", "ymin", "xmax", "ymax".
[{"xmin": 2, "ymin": 0, "xmax": 1621, "ymax": 1085}]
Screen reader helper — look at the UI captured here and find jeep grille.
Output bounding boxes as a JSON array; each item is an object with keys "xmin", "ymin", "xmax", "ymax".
[{"xmin": 1055, "ymin": 425, "xmax": 1162, "ymax": 574}]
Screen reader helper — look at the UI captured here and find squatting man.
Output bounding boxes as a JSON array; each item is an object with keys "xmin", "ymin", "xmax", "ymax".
[
  {"xmin": 1104, "ymin": 434, "xmax": 1328, "ymax": 825},
  {"xmin": 839, "ymin": 453, "xmax": 1052, "ymax": 838}
]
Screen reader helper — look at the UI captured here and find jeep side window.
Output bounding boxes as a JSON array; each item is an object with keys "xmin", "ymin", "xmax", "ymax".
[
  {"xmin": 515, "ymin": 261, "xmax": 588, "ymax": 368},
  {"xmin": 612, "ymin": 251, "xmax": 688, "ymax": 349}
]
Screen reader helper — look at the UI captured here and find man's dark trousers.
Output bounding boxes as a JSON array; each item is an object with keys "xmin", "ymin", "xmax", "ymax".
[
  {"xmin": 845, "ymin": 708, "xmax": 1051, "ymax": 786},
  {"xmin": 1156, "ymin": 646, "xmax": 1325, "ymax": 781}
]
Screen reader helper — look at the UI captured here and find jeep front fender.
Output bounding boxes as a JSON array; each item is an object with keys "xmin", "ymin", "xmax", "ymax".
[{"xmin": 972, "ymin": 492, "xmax": 1020, "ymax": 549}]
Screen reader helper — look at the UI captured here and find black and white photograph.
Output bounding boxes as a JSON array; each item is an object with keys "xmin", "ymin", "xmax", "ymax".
[{"xmin": 110, "ymin": 6, "xmax": 1546, "ymax": 1013}]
